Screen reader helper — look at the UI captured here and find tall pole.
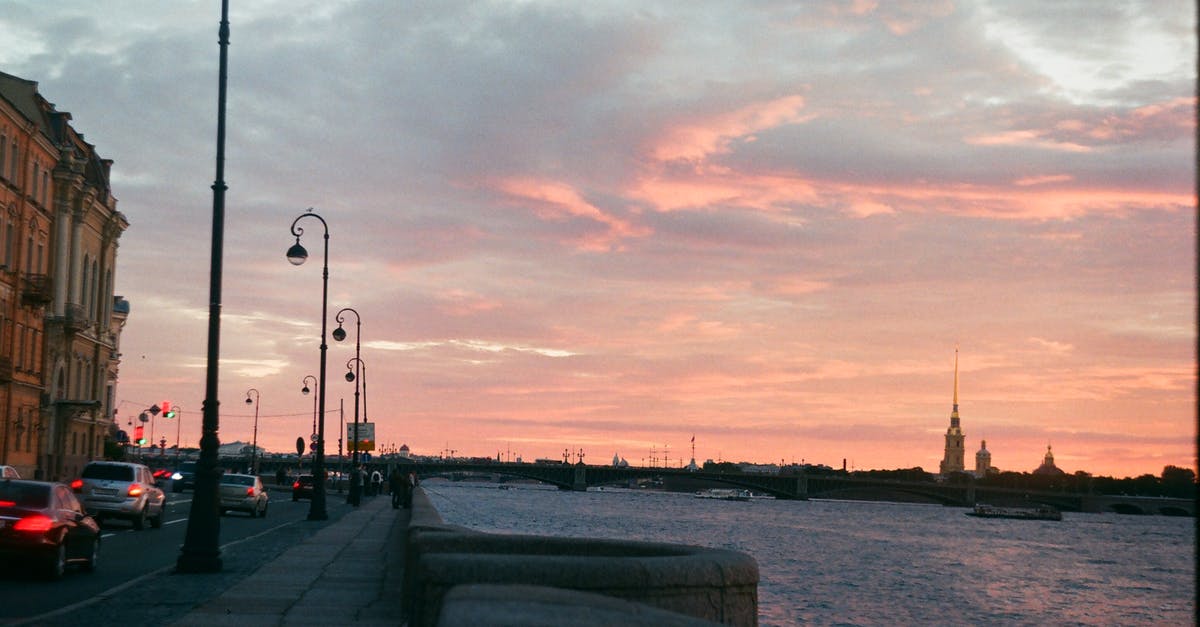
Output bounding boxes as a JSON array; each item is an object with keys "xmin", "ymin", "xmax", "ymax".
[
  {"xmin": 174, "ymin": 406, "xmax": 183, "ymax": 465},
  {"xmin": 288, "ymin": 210, "xmax": 329, "ymax": 521},
  {"xmin": 178, "ymin": 0, "xmax": 230, "ymax": 573},
  {"xmin": 333, "ymin": 307, "xmax": 362, "ymax": 505},
  {"xmin": 245, "ymin": 389, "xmax": 260, "ymax": 474}
]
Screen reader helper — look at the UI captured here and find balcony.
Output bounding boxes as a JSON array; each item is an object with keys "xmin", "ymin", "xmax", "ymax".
[
  {"xmin": 64, "ymin": 303, "xmax": 89, "ymax": 333},
  {"xmin": 21, "ymin": 274, "xmax": 53, "ymax": 307}
]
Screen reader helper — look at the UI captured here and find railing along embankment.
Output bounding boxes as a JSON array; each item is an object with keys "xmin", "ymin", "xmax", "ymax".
[{"xmin": 404, "ymin": 487, "xmax": 759, "ymax": 626}]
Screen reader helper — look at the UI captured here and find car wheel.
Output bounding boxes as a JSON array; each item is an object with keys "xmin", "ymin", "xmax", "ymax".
[
  {"xmin": 133, "ymin": 506, "xmax": 147, "ymax": 530},
  {"xmin": 150, "ymin": 508, "xmax": 164, "ymax": 529},
  {"xmin": 261, "ymin": 502, "xmax": 268, "ymax": 518},
  {"xmin": 83, "ymin": 537, "xmax": 100, "ymax": 572},
  {"xmin": 44, "ymin": 541, "xmax": 67, "ymax": 580}
]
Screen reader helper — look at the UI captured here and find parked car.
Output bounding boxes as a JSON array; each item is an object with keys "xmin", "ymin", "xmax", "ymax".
[
  {"xmin": 171, "ymin": 460, "xmax": 197, "ymax": 493},
  {"xmin": 0, "ymin": 479, "xmax": 100, "ymax": 579},
  {"xmin": 292, "ymin": 474, "xmax": 314, "ymax": 501},
  {"xmin": 71, "ymin": 461, "xmax": 166, "ymax": 530},
  {"xmin": 0, "ymin": 465, "xmax": 19, "ymax": 479},
  {"xmin": 219, "ymin": 473, "xmax": 268, "ymax": 517}
]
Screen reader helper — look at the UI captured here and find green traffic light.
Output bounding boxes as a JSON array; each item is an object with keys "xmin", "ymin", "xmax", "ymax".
[{"xmin": 164, "ymin": 410, "xmax": 176, "ymax": 419}]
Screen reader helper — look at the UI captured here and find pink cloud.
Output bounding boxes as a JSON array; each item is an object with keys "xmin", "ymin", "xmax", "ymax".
[
  {"xmin": 649, "ymin": 94, "xmax": 810, "ymax": 163},
  {"xmin": 496, "ymin": 177, "xmax": 651, "ymax": 250}
]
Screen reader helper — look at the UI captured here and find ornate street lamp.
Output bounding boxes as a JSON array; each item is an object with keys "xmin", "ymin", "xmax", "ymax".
[
  {"xmin": 333, "ymin": 307, "xmax": 363, "ymax": 506},
  {"xmin": 177, "ymin": 0, "xmax": 231, "ymax": 574},
  {"xmin": 344, "ymin": 356, "xmax": 367, "ymax": 505},
  {"xmin": 288, "ymin": 209, "xmax": 329, "ymax": 521},
  {"xmin": 245, "ymin": 389, "xmax": 260, "ymax": 474},
  {"xmin": 301, "ymin": 375, "xmax": 318, "ymax": 438}
]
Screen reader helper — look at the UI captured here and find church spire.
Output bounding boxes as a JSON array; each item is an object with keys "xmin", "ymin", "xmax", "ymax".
[{"xmin": 950, "ymin": 347, "xmax": 960, "ymax": 427}]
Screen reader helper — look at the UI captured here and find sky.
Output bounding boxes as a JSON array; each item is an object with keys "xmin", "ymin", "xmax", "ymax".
[{"xmin": 0, "ymin": 0, "xmax": 1194, "ymax": 479}]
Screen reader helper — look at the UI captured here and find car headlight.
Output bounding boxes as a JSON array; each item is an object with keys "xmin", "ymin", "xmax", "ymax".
[{"xmin": 171, "ymin": 472, "xmax": 183, "ymax": 480}]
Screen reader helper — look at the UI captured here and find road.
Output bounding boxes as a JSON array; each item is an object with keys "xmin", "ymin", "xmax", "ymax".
[{"xmin": 0, "ymin": 485, "xmax": 353, "ymax": 626}]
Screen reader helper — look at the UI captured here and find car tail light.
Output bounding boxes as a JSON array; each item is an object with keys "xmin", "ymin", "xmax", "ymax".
[
  {"xmin": 0, "ymin": 500, "xmax": 15, "ymax": 507},
  {"xmin": 246, "ymin": 487, "xmax": 255, "ymax": 496},
  {"xmin": 127, "ymin": 483, "xmax": 145, "ymax": 497},
  {"xmin": 13, "ymin": 514, "xmax": 54, "ymax": 532},
  {"xmin": 70, "ymin": 478, "xmax": 84, "ymax": 492},
  {"xmin": 293, "ymin": 481, "xmax": 301, "ymax": 489}
]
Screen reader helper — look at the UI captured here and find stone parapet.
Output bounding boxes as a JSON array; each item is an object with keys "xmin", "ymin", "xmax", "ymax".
[{"xmin": 405, "ymin": 487, "xmax": 759, "ymax": 626}]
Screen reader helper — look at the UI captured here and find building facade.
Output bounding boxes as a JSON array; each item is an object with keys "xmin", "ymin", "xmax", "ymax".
[
  {"xmin": 939, "ymin": 349, "xmax": 965, "ymax": 475},
  {"xmin": 0, "ymin": 71, "xmax": 128, "ymax": 480}
]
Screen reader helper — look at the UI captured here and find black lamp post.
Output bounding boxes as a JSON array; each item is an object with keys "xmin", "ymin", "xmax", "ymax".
[
  {"xmin": 177, "ymin": 0, "xmax": 230, "ymax": 574},
  {"xmin": 344, "ymin": 356, "xmax": 367, "ymax": 504},
  {"xmin": 288, "ymin": 209, "xmax": 329, "ymax": 521},
  {"xmin": 245, "ymin": 389, "xmax": 260, "ymax": 474},
  {"xmin": 173, "ymin": 405, "xmax": 183, "ymax": 465},
  {"xmin": 333, "ymin": 307, "xmax": 362, "ymax": 506},
  {"xmin": 301, "ymin": 375, "xmax": 317, "ymax": 440}
]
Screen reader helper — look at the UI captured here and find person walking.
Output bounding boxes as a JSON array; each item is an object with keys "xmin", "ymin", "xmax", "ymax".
[
  {"xmin": 403, "ymin": 472, "xmax": 417, "ymax": 508},
  {"xmin": 389, "ymin": 470, "xmax": 404, "ymax": 509}
]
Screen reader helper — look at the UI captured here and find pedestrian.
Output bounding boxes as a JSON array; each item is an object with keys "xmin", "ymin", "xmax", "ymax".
[
  {"xmin": 403, "ymin": 472, "xmax": 416, "ymax": 508},
  {"xmin": 276, "ymin": 466, "xmax": 288, "ymax": 486},
  {"xmin": 389, "ymin": 470, "xmax": 404, "ymax": 509},
  {"xmin": 370, "ymin": 469, "xmax": 383, "ymax": 496}
]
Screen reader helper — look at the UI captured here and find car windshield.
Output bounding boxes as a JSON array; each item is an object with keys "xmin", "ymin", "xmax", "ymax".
[
  {"xmin": 222, "ymin": 475, "xmax": 255, "ymax": 486},
  {"xmin": 82, "ymin": 464, "xmax": 135, "ymax": 481},
  {"xmin": 0, "ymin": 482, "xmax": 50, "ymax": 509}
]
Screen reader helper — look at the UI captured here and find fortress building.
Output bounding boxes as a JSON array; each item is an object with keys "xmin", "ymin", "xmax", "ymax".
[
  {"xmin": 939, "ymin": 349, "xmax": 965, "ymax": 475},
  {"xmin": 975, "ymin": 439, "xmax": 992, "ymax": 477}
]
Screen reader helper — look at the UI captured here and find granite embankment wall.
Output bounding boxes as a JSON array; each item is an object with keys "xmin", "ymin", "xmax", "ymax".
[{"xmin": 404, "ymin": 487, "xmax": 760, "ymax": 626}]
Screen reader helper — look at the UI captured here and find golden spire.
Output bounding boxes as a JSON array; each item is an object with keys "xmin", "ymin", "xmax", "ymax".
[{"xmin": 953, "ymin": 346, "xmax": 959, "ymax": 410}]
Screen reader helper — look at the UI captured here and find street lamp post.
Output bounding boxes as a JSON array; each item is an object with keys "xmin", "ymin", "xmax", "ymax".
[
  {"xmin": 288, "ymin": 209, "xmax": 330, "ymax": 521},
  {"xmin": 245, "ymin": 389, "xmax": 260, "ymax": 474},
  {"xmin": 332, "ymin": 307, "xmax": 362, "ymax": 506},
  {"xmin": 177, "ymin": 0, "xmax": 230, "ymax": 574},
  {"xmin": 301, "ymin": 375, "xmax": 317, "ymax": 440},
  {"xmin": 344, "ymin": 356, "xmax": 366, "ymax": 505}
]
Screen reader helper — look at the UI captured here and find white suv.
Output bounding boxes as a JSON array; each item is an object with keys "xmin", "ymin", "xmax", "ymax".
[{"xmin": 72, "ymin": 461, "xmax": 166, "ymax": 530}]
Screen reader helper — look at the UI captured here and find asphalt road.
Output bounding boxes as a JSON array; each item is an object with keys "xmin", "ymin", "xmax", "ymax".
[{"xmin": 0, "ymin": 486, "xmax": 353, "ymax": 626}]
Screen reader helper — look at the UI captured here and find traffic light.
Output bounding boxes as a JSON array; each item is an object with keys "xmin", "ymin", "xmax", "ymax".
[
  {"xmin": 135, "ymin": 425, "xmax": 145, "ymax": 445},
  {"xmin": 162, "ymin": 401, "xmax": 175, "ymax": 419}
]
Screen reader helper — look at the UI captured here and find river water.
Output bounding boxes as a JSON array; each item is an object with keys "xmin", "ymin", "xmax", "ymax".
[{"xmin": 423, "ymin": 481, "xmax": 1195, "ymax": 626}]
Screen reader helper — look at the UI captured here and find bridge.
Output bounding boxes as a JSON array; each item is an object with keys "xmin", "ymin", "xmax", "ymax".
[{"xmin": 386, "ymin": 460, "xmax": 1194, "ymax": 516}]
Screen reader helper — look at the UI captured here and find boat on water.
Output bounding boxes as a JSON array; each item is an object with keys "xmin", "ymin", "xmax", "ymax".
[
  {"xmin": 965, "ymin": 503, "xmax": 1062, "ymax": 521},
  {"xmin": 694, "ymin": 489, "xmax": 752, "ymax": 501}
]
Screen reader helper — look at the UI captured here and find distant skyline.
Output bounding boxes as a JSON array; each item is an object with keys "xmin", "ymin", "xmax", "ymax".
[{"xmin": 0, "ymin": 1, "xmax": 1193, "ymax": 479}]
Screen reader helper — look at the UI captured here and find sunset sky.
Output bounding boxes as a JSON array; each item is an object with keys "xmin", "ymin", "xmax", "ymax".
[{"xmin": 1, "ymin": 1, "xmax": 1193, "ymax": 479}]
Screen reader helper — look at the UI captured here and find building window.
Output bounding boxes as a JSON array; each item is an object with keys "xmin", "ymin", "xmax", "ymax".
[
  {"xmin": 0, "ymin": 132, "xmax": 6, "ymax": 178},
  {"xmin": 9, "ymin": 141, "xmax": 15, "ymax": 181},
  {"xmin": 3, "ymin": 218, "xmax": 13, "ymax": 268},
  {"xmin": 41, "ymin": 171, "xmax": 49, "ymax": 206},
  {"xmin": 30, "ymin": 162, "xmax": 38, "ymax": 201},
  {"xmin": 14, "ymin": 323, "xmax": 23, "ymax": 372}
]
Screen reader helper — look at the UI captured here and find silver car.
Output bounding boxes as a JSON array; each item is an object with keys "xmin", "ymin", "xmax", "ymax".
[
  {"xmin": 219, "ymin": 473, "xmax": 268, "ymax": 517},
  {"xmin": 72, "ymin": 461, "xmax": 166, "ymax": 530}
]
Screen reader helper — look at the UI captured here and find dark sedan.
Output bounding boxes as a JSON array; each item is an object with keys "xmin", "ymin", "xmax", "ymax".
[
  {"xmin": 292, "ymin": 474, "xmax": 314, "ymax": 501},
  {"xmin": 0, "ymin": 479, "xmax": 100, "ymax": 580}
]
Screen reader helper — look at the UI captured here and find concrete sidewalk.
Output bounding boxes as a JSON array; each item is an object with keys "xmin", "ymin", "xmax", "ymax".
[{"xmin": 173, "ymin": 494, "xmax": 410, "ymax": 626}]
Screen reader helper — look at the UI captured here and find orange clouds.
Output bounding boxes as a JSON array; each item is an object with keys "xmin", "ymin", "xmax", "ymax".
[
  {"xmin": 650, "ymin": 95, "xmax": 810, "ymax": 163},
  {"xmin": 495, "ymin": 177, "xmax": 650, "ymax": 251}
]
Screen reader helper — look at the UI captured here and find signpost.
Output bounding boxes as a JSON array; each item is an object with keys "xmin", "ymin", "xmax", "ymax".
[{"xmin": 347, "ymin": 421, "xmax": 375, "ymax": 451}]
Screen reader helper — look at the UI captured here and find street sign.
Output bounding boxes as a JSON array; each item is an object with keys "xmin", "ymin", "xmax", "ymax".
[
  {"xmin": 346, "ymin": 422, "xmax": 375, "ymax": 451},
  {"xmin": 295, "ymin": 437, "xmax": 304, "ymax": 456}
]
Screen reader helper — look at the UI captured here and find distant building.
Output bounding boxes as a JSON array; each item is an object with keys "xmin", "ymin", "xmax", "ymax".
[
  {"xmin": 397, "ymin": 443, "xmax": 410, "ymax": 459},
  {"xmin": 611, "ymin": 453, "xmax": 629, "ymax": 468},
  {"xmin": 975, "ymin": 439, "xmax": 992, "ymax": 478},
  {"xmin": 939, "ymin": 349, "xmax": 966, "ymax": 475},
  {"xmin": 1032, "ymin": 444, "xmax": 1065, "ymax": 476}
]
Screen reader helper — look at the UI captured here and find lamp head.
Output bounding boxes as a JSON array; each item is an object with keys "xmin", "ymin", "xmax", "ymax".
[
  {"xmin": 345, "ymin": 370, "xmax": 356, "ymax": 383},
  {"xmin": 286, "ymin": 240, "xmax": 308, "ymax": 265},
  {"xmin": 301, "ymin": 385, "xmax": 311, "ymax": 396},
  {"xmin": 332, "ymin": 326, "xmax": 347, "ymax": 342},
  {"xmin": 245, "ymin": 396, "xmax": 253, "ymax": 405}
]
